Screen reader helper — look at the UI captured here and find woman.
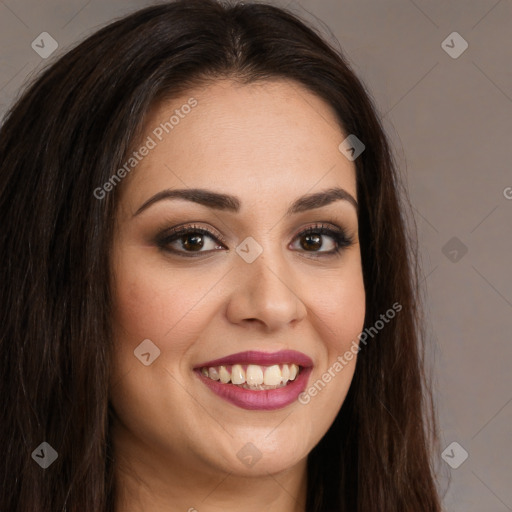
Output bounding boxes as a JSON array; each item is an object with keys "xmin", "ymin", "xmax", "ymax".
[{"xmin": 0, "ymin": 0, "xmax": 442, "ymax": 510}]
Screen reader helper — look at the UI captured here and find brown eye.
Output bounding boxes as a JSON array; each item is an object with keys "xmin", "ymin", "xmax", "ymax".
[
  {"xmin": 291, "ymin": 224, "xmax": 353, "ymax": 257},
  {"xmin": 157, "ymin": 225, "xmax": 226, "ymax": 257},
  {"xmin": 180, "ymin": 232, "xmax": 207, "ymax": 252},
  {"xmin": 156, "ymin": 222, "xmax": 353, "ymax": 259},
  {"xmin": 299, "ymin": 233, "xmax": 324, "ymax": 251}
]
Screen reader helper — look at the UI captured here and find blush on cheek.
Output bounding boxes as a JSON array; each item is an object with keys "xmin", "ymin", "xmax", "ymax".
[
  {"xmin": 113, "ymin": 281, "xmax": 168, "ymax": 339},
  {"xmin": 112, "ymin": 270, "xmax": 216, "ymax": 359},
  {"xmin": 310, "ymin": 277, "xmax": 365, "ymax": 347}
]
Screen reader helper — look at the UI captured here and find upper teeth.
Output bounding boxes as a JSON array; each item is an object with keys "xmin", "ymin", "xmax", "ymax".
[{"xmin": 200, "ymin": 363, "xmax": 300, "ymax": 386}]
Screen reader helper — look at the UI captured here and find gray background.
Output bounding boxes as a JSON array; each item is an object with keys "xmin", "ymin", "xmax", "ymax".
[{"xmin": 1, "ymin": 0, "xmax": 511, "ymax": 510}]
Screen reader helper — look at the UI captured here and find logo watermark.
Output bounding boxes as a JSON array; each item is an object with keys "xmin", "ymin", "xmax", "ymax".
[
  {"xmin": 298, "ymin": 301, "xmax": 402, "ymax": 404},
  {"xmin": 94, "ymin": 97, "xmax": 198, "ymax": 200}
]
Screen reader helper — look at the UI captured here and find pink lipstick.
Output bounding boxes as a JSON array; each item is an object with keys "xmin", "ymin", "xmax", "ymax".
[{"xmin": 193, "ymin": 350, "xmax": 313, "ymax": 410}]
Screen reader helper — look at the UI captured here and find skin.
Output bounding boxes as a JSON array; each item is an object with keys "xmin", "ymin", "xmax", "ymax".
[{"xmin": 109, "ymin": 78, "xmax": 366, "ymax": 512}]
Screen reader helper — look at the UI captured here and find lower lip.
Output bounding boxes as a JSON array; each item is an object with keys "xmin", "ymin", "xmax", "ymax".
[{"xmin": 194, "ymin": 367, "xmax": 313, "ymax": 410}]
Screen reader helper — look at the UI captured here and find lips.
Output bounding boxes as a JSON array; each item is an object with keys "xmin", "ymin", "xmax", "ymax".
[
  {"xmin": 193, "ymin": 350, "xmax": 314, "ymax": 410},
  {"xmin": 193, "ymin": 350, "xmax": 314, "ymax": 369}
]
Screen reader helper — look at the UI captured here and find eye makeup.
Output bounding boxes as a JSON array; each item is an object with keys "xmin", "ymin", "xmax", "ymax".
[{"xmin": 154, "ymin": 220, "xmax": 355, "ymax": 259}]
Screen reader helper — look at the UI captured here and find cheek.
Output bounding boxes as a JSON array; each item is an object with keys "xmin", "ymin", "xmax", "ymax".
[
  {"xmin": 110, "ymin": 255, "xmax": 226, "ymax": 369},
  {"xmin": 307, "ymin": 264, "xmax": 366, "ymax": 350},
  {"xmin": 112, "ymin": 256, "xmax": 202, "ymax": 340},
  {"xmin": 296, "ymin": 268, "xmax": 365, "ymax": 422}
]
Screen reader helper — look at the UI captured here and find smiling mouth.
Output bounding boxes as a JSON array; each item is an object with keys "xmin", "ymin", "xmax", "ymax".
[{"xmin": 197, "ymin": 363, "xmax": 301, "ymax": 390}]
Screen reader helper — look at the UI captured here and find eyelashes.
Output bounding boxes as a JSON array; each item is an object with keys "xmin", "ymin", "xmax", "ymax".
[
  {"xmin": 155, "ymin": 222, "xmax": 355, "ymax": 259},
  {"xmin": 290, "ymin": 224, "xmax": 354, "ymax": 257}
]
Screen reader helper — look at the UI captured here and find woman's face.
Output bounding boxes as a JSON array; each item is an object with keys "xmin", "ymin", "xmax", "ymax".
[{"xmin": 109, "ymin": 78, "xmax": 365, "ymax": 483}]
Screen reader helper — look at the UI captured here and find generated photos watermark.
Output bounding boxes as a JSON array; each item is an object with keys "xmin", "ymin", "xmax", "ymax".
[
  {"xmin": 298, "ymin": 301, "xmax": 402, "ymax": 404},
  {"xmin": 94, "ymin": 97, "xmax": 198, "ymax": 200}
]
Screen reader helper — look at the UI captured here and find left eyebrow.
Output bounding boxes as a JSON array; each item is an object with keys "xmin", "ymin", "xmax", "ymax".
[{"xmin": 133, "ymin": 186, "xmax": 358, "ymax": 217}]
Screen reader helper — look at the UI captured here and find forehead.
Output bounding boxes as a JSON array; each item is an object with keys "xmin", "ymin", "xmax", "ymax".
[{"xmin": 120, "ymin": 78, "xmax": 356, "ymax": 211}]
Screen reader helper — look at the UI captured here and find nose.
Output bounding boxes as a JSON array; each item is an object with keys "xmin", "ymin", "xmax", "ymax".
[{"xmin": 225, "ymin": 246, "xmax": 307, "ymax": 331}]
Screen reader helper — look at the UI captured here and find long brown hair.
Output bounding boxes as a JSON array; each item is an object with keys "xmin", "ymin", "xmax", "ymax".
[{"xmin": 0, "ymin": 1, "xmax": 442, "ymax": 510}]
